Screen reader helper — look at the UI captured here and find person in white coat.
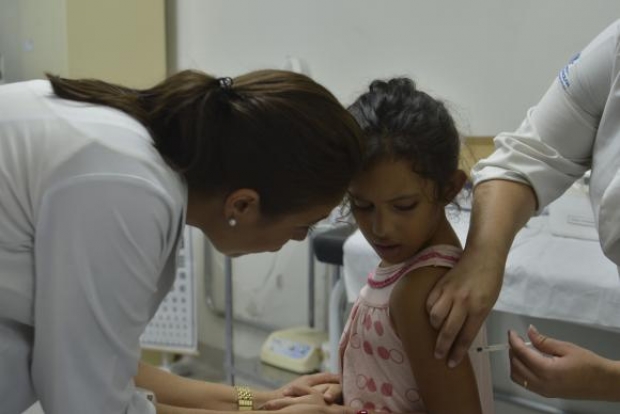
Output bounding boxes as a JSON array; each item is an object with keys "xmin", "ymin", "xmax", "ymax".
[
  {"xmin": 0, "ymin": 70, "xmax": 362, "ymax": 414},
  {"xmin": 425, "ymin": 19, "xmax": 620, "ymax": 401}
]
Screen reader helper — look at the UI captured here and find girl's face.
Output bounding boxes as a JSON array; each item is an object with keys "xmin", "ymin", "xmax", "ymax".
[{"xmin": 348, "ymin": 159, "xmax": 446, "ymax": 265}]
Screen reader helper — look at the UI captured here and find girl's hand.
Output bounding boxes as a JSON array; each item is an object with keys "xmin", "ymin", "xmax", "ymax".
[
  {"xmin": 264, "ymin": 384, "xmax": 329, "ymax": 410},
  {"xmin": 508, "ymin": 325, "xmax": 620, "ymax": 401},
  {"xmin": 304, "ymin": 382, "xmax": 343, "ymax": 404},
  {"xmin": 278, "ymin": 403, "xmax": 355, "ymax": 413},
  {"xmin": 276, "ymin": 372, "xmax": 342, "ymax": 403},
  {"xmin": 281, "ymin": 381, "xmax": 343, "ymax": 405}
]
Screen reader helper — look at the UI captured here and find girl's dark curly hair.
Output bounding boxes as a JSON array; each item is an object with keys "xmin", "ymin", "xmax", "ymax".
[{"xmin": 348, "ymin": 77, "xmax": 460, "ymax": 202}]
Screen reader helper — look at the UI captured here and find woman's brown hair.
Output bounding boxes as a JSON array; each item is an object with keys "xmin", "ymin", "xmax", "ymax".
[{"xmin": 47, "ymin": 70, "xmax": 363, "ymax": 217}]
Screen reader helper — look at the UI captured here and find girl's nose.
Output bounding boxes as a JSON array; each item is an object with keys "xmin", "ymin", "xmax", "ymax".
[{"xmin": 371, "ymin": 211, "xmax": 389, "ymax": 238}]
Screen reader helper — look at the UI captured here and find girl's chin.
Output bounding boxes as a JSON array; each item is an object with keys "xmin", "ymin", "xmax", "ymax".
[{"xmin": 374, "ymin": 244, "xmax": 404, "ymax": 261}]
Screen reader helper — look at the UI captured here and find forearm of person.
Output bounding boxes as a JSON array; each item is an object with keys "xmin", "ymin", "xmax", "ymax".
[
  {"xmin": 156, "ymin": 401, "xmax": 345, "ymax": 414},
  {"xmin": 596, "ymin": 359, "xmax": 620, "ymax": 401},
  {"xmin": 156, "ymin": 403, "xmax": 212, "ymax": 414},
  {"xmin": 467, "ymin": 179, "xmax": 537, "ymax": 272},
  {"xmin": 137, "ymin": 362, "xmax": 278, "ymax": 410},
  {"xmin": 155, "ymin": 402, "xmax": 292, "ymax": 414},
  {"xmin": 155, "ymin": 403, "xmax": 280, "ymax": 414}
]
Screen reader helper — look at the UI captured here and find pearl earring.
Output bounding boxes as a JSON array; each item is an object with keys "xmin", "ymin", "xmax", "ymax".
[{"xmin": 228, "ymin": 218, "xmax": 237, "ymax": 227}]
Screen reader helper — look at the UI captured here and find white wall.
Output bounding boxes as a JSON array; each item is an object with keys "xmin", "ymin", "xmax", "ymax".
[
  {"xmin": 169, "ymin": 0, "xmax": 620, "ymax": 135},
  {"xmin": 0, "ymin": 0, "xmax": 24, "ymax": 82}
]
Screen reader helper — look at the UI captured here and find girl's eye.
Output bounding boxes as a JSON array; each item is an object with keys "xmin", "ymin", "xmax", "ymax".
[{"xmin": 394, "ymin": 203, "xmax": 417, "ymax": 211}]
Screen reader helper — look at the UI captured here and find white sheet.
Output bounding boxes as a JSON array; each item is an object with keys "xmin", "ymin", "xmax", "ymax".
[{"xmin": 342, "ymin": 209, "xmax": 620, "ymax": 332}]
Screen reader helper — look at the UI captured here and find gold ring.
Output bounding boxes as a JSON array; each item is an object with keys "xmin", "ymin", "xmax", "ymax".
[{"xmin": 523, "ymin": 380, "xmax": 528, "ymax": 389}]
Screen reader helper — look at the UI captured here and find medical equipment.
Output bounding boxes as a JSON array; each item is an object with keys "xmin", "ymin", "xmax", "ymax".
[
  {"xmin": 140, "ymin": 227, "xmax": 198, "ymax": 365},
  {"xmin": 258, "ymin": 222, "xmax": 353, "ymax": 375},
  {"xmin": 259, "ymin": 326, "xmax": 327, "ymax": 374}
]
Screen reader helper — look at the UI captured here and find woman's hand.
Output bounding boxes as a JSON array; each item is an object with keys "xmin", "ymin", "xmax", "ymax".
[
  {"xmin": 427, "ymin": 180, "xmax": 536, "ymax": 368},
  {"xmin": 277, "ymin": 403, "xmax": 355, "ymax": 413},
  {"xmin": 265, "ymin": 374, "xmax": 343, "ymax": 410},
  {"xmin": 276, "ymin": 372, "xmax": 342, "ymax": 404},
  {"xmin": 425, "ymin": 248, "xmax": 502, "ymax": 367},
  {"xmin": 295, "ymin": 382, "xmax": 343, "ymax": 404},
  {"xmin": 264, "ymin": 384, "xmax": 330, "ymax": 411},
  {"xmin": 508, "ymin": 325, "xmax": 620, "ymax": 401},
  {"xmin": 256, "ymin": 372, "xmax": 340, "ymax": 409}
]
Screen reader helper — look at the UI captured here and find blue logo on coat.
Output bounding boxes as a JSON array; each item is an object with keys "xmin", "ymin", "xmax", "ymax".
[{"xmin": 559, "ymin": 52, "xmax": 581, "ymax": 90}]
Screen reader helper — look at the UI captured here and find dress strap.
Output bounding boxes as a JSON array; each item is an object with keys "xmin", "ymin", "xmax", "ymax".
[{"xmin": 367, "ymin": 245, "xmax": 461, "ymax": 288}]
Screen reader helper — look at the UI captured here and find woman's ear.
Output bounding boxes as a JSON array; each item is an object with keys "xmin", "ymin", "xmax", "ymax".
[
  {"xmin": 224, "ymin": 189, "xmax": 261, "ymax": 225},
  {"xmin": 443, "ymin": 170, "xmax": 468, "ymax": 205}
]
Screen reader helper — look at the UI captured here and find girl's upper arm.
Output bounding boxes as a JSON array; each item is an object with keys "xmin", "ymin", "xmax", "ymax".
[{"xmin": 390, "ymin": 266, "xmax": 483, "ymax": 414}]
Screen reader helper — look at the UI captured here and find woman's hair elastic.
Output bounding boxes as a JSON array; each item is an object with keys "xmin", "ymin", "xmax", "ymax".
[{"xmin": 217, "ymin": 77, "xmax": 234, "ymax": 90}]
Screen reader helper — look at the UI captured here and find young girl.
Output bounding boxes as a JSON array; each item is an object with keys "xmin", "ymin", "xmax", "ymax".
[{"xmin": 340, "ymin": 78, "xmax": 494, "ymax": 414}]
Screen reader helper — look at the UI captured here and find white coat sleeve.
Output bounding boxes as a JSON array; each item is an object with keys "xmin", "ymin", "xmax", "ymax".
[
  {"xmin": 472, "ymin": 19, "xmax": 619, "ymax": 212},
  {"xmin": 32, "ymin": 174, "xmax": 180, "ymax": 414}
]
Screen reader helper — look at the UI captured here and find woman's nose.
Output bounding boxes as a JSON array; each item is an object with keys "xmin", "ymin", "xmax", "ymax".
[{"xmin": 291, "ymin": 228, "xmax": 309, "ymax": 241}]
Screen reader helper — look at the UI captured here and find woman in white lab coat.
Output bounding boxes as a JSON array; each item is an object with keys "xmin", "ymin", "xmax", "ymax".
[
  {"xmin": 0, "ymin": 70, "xmax": 362, "ymax": 414},
  {"xmin": 425, "ymin": 19, "xmax": 620, "ymax": 401}
]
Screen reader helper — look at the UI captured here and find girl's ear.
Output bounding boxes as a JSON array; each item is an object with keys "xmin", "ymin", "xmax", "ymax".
[{"xmin": 443, "ymin": 170, "xmax": 468, "ymax": 205}]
